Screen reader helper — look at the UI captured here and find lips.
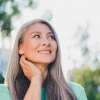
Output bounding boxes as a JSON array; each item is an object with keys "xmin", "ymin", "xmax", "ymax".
[{"xmin": 38, "ymin": 50, "xmax": 51, "ymax": 54}]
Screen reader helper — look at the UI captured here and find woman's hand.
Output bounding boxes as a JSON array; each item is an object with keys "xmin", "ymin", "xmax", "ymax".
[
  {"xmin": 20, "ymin": 55, "xmax": 42, "ymax": 100},
  {"xmin": 20, "ymin": 55, "xmax": 42, "ymax": 83}
]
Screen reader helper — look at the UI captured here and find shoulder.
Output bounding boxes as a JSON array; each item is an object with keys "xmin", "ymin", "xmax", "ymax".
[
  {"xmin": 68, "ymin": 82, "xmax": 88, "ymax": 100},
  {"xmin": 0, "ymin": 84, "xmax": 9, "ymax": 92},
  {"xmin": 69, "ymin": 81, "xmax": 84, "ymax": 92},
  {"xmin": 0, "ymin": 84, "xmax": 11, "ymax": 100}
]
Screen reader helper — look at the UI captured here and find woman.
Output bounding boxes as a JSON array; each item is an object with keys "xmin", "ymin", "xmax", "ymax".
[{"xmin": 0, "ymin": 19, "xmax": 88, "ymax": 100}]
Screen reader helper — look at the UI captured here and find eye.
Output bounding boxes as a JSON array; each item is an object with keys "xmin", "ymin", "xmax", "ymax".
[
  {"xmin": 49, "ymin": 35, "xmax": 56, "ymax": 40},
  {"xmin": 33, "ymin": 35, "xmax": 40, "ymax": 38}
]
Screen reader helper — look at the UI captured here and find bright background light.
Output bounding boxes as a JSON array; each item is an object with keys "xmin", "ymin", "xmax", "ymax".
[{"xmin": 2, "ymin": 0, "xmax": 100, "ymax": 77}]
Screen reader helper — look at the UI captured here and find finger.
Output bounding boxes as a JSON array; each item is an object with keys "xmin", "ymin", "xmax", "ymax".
[
  {"xmin": 20, "ymin": 55, "xmax": 27, "ymax": 64},
  {"xmin": 20, "ymin": 56, "xmax": 27, "ymax": 69},
  {"xmin": 20, "ymin": 61, "xmax": 28, "ymax": 76},
  {"xmin": 21, "ymin": 55, "xmax": 31, "ymax": 66},
  {"xmin": 21, "ymin": 55, "xmax": 39, "ymax": 71},
  {"xmin": 21, "ymin": 56, "xmax": 34, "ymax": 67},
  {"xmin": 20, "ymin": 56, "xmax": 33, "ymax": 71},
  {"xmin": 20, "ymin": 56, "xmax": 24, "ymax": 65},
  {"xmin": 20, "ymin": 56, "xmax": 29, "ymax": 68},
  {"xmin": 20, "ymin": 60, "xmax": 24, "ymax": 69}
]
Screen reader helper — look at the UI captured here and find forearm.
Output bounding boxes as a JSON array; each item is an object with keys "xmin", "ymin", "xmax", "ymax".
[{"xmin": 24, "ymin": 76, "xmax": 42, "ymax": 100}]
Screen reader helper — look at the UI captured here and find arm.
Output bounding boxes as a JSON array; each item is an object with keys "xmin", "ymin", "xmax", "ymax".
[
  {"xmin": 20, "ymin": 55, "xmax": 42, "ymax": 100},
  {"xmin": 24, "ymin": 76, "xmax": 42, "ymax": 100}
]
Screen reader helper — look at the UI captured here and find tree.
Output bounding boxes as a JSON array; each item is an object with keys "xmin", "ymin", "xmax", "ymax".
[
  {"xmin": 68, "ymin": 23, "xmax": 100, "ymax": 100},
  {"xmin": 71, "ymin": 67, "xmax": 100, "ymax": 100},
  {"xmin": 0, "ymin": 72, "xmax": 4, "ymax": 83},
  {"xmin": 0, "ymin": 0, "xmax": 39, "ymax": 37}
]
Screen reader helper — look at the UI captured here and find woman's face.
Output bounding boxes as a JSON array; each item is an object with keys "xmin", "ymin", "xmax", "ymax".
[{"xmin": 18, "ymin": 23, "xmax": 57, "ymax": 65}]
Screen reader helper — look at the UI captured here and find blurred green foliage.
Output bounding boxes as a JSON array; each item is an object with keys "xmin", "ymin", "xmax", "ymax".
[
  {"xmin": 0, "ymin": 0, "xmax": 37, "ymax": 37},
  {"xmin": 70, "ymin": 24, "xmax": 100, "ymax": 100},
  {"xmin": 0, "ymin": 72, "xmax": 4, "ymax": 83},
  {"xmin": 71, "ymin": 67, "xmax": 100, "ymax": 100}
]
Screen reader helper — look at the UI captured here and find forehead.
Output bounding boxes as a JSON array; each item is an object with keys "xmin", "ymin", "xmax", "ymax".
[{"xmin": 27, "ymin": 23, "xmax": 52, "ymax": 33}]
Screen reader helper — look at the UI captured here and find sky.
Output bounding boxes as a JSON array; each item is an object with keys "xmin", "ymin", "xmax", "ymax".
[{"xmin": 1, "ymin": 0, "xmax": 100, "ymax": 77}]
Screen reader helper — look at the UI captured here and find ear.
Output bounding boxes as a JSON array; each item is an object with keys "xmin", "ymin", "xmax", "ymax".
[{"xmin": 18, "ymin": 44, "xmax": 24, "ymax": 55}]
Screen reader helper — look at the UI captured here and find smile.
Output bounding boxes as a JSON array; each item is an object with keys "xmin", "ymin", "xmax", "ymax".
[{"xmin": 38, "ymin": 50, "xmax": 51, "ymax": 54}]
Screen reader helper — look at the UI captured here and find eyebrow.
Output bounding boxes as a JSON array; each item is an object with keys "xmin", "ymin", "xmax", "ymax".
[{"xmin": 30, "ymin": 31, "xmax": 54, "ymax": 35}]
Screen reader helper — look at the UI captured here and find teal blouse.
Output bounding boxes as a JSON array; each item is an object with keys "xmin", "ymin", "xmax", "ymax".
[{"xmin": 0, "ymin": 82, "xmax": 88, "ymax": 100}]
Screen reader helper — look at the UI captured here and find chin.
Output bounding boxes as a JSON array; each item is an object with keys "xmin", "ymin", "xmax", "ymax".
[
  {"xmin": 39, "ymin": 59, "xmax": 55, "ymax": 64},
  {"xmin": 30, "ymin": 56, "xmax": 56, "ymax": 64},
  {"xmin": 41, "ymin": 60, "xmax": 54, "ymax": 64}
]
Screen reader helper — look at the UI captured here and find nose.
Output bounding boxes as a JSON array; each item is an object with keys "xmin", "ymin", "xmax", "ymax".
[{"xmin": 41, "ymin": 37, "xmax": 50, "ymax": 46}]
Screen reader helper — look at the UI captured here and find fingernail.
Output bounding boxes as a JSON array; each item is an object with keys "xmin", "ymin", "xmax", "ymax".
[{"xmin": 21, "ymin": 55, "xmax": 24, "ymax": 59}]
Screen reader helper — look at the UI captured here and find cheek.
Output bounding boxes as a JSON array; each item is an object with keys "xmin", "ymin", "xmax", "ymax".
[
  {"xmin": 53, "ymin": 42, "xmax": 57, "ymax": 52},
  {"xmin": 23, "ymin": 40, "xmax": 39, "ymax": 52}
]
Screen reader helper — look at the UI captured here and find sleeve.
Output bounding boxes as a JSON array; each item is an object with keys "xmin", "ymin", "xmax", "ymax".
[
  {"xmin": 0, "ymin": 84, "xmax": 11, "ymax": 100},
  {"xmin": 69, "ymin": 82, "xmax": 88, "ymax": 100},
  {"xmin": 78, "ymin": 89, "xmax": 88, "ymax": 100}
]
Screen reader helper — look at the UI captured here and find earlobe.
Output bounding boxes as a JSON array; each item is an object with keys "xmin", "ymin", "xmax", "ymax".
[{"xmin": 18, "ymin": 45, "xmax": 24, "ymax": 55}]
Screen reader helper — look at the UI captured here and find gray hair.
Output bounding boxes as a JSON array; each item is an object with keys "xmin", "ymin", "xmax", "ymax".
[{"xmin": 5, "ymin": 19, "xmax": 76, "ymax": 100}]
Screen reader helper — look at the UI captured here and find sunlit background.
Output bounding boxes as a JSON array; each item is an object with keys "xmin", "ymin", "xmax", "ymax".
[{"xmin": 0, "ymin": 0, "xmax": 100, "ymax": 99}]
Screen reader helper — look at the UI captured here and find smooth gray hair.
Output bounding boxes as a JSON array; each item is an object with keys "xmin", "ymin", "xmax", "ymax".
[{"xmin": 5, "ymin": 19, "xmax": 76, "ymax": 100}]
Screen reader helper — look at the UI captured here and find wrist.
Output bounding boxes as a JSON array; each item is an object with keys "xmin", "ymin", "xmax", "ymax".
[{"xmin": 31, "ymin": 76, "xmax": 42, "ymax": 85}]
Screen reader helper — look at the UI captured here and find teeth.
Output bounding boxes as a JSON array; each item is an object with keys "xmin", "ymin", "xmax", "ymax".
[{"xmin": 39, "ymin": 51, "xmax": 50, "ymax": 54}]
